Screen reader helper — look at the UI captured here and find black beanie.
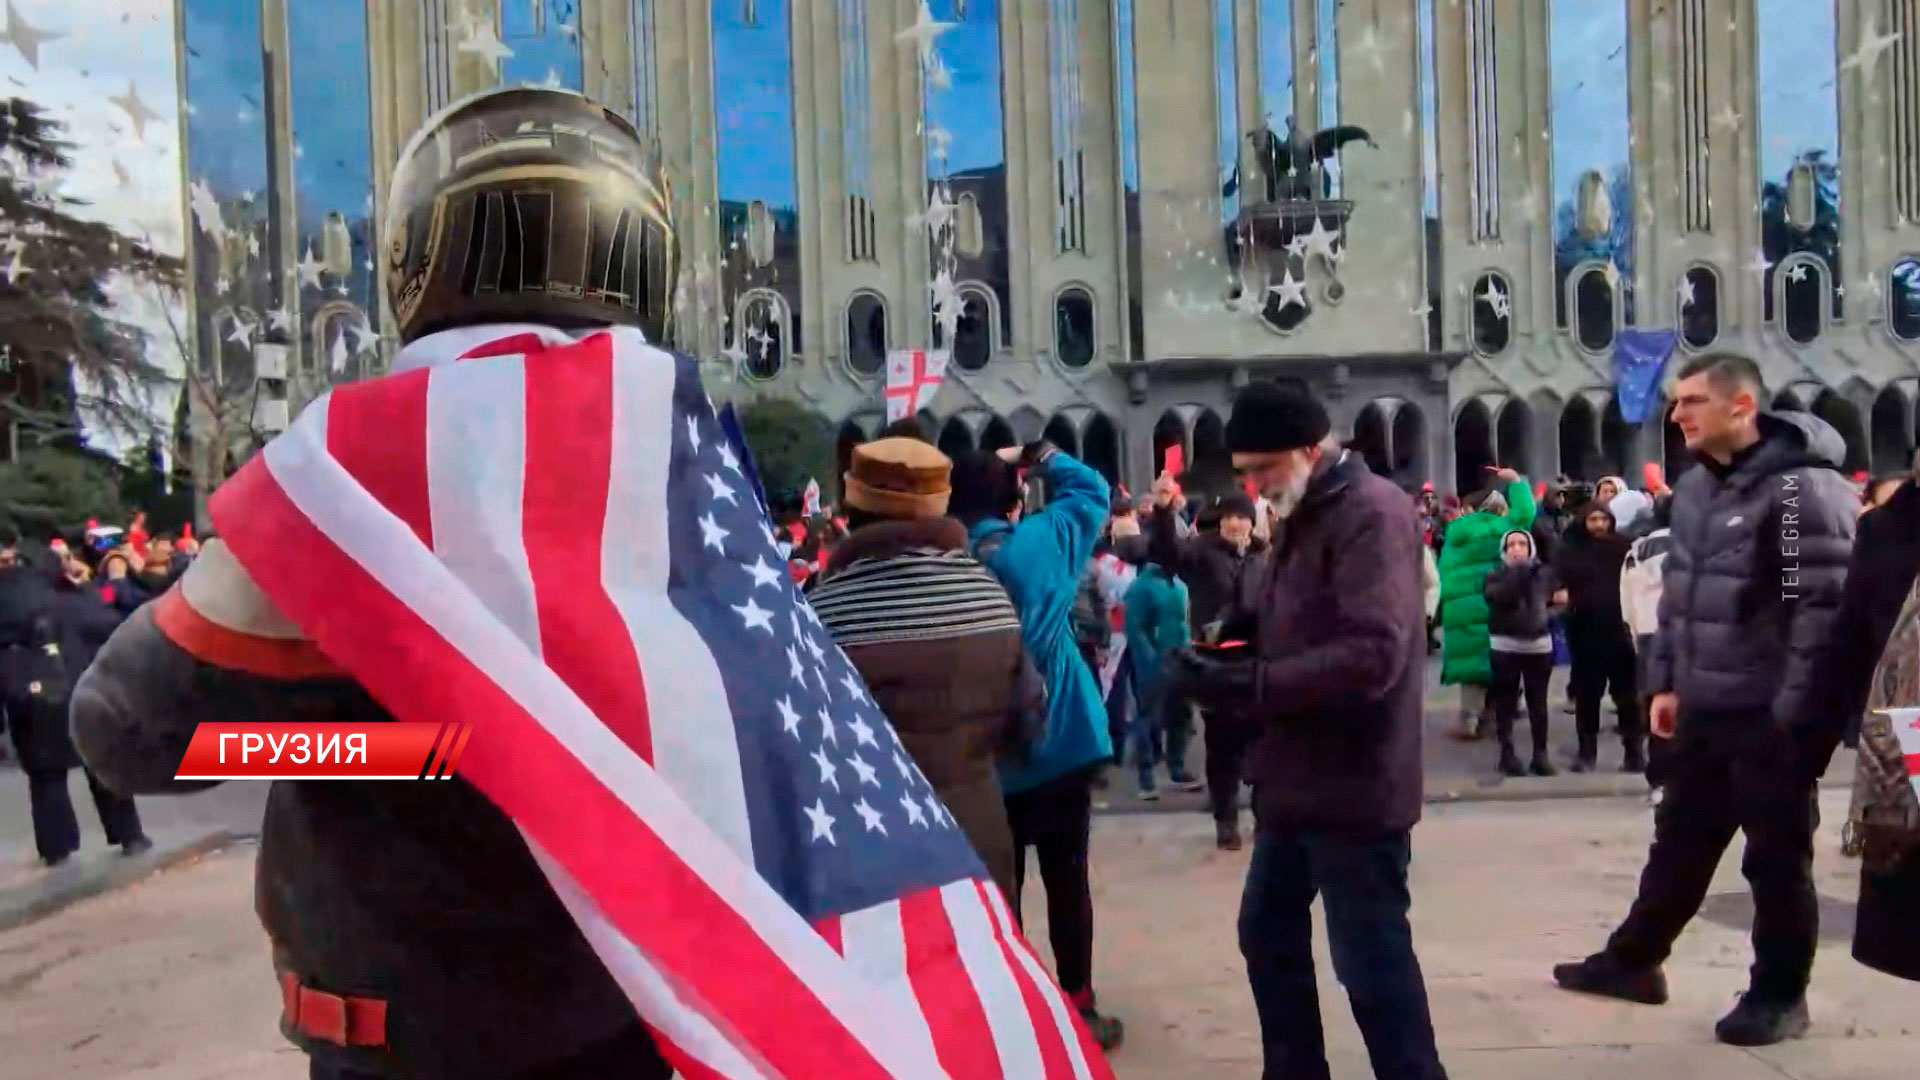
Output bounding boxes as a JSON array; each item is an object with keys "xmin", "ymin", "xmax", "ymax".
[
  {"xmin": 1215, "ymin": 493, "xmax": 1256, "ymax": 521},
  {"xmin": 1226, "ymin": 382, "xmax": 1332, "ymax": 453}
]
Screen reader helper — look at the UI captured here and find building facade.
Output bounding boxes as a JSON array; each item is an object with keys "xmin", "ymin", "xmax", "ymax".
[{"xmin": 176, "ymin": 0, "xmax": 1920, "ymax": 496}]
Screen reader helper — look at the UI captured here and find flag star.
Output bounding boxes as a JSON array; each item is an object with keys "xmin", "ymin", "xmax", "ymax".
[
  {"xmin": 717, "ymin": 442, "xmax": 741, "ymax": 474},
  {"xmin": 748, "ymin": 556, "xmax": 784, "ymax": 590},
  {"xmin": 848, "ymin": 753, "xmax": 880, "ymax": 787},
  {"xmin": 810, "ymin": 746, "xmax": 840, "ymax": 791},
  {"xmin": 699, "ymin": 513, "xmax": 729, "ymax": 552},
  {"xmin": 789, "ymin": 609, "xmax": 807, "ymax": 640},
  {"xmin": 705, "ymin": 473, "xmax": 737, "ymax": 504},
  {"xmin": 848, "ymin": 713, "xmax": 879, "ymax": 748},
  {"xmin": 803, "ymin": 798, "xmax": 837, "ymax": 845},
  {"xmin": 840, "ymin": 670, "xmax": 871, "ymax": 704},
  {"xmin": 853, "ymin": 798, "xmax": 887, "ymax": 834},
  {"xmin": 777, "ymin": 696, "xmax": 803, "ymax": 739},
  {"xmin": 803, "ymin": 635, "xmax": 826, "ymax": 664},
  {"xmin": 813, "ymin": 665, "xmax": 833, "ymax": 697},
  {"xmin": 786, "ymin": 644, "xmax": 806, "ymax": 683},
  {"xmin": 900, "ymin": 791, "xmax": 929, "ymax": 827},
  {"xmin": 818, "ymin": 708, "xmax": 838, "ymax": 746},
  {"xmin": 803, "ymin": 603, "xmax": 823, "ymax": 629},
  {"xmin": 733, "ymin": 597, "xmax": 774, "ymax": 633},
  {"xmin": 925, "ymin": 792, "xmax": 948, "ymax": 827},
  {"xmin": 686, "ymin": 414, "xmax": 702, "ymax": 452},
  {"xmin": 893, "ymin": 749, "xmax": 915, "ymax": 782}
]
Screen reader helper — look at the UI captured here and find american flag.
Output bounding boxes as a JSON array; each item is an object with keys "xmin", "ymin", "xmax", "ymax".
[{"xmin": 208, "ymin": 324, "xmax": 1111, "ymax": 1079}]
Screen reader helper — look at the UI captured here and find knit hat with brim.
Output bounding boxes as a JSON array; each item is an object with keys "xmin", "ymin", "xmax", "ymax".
[
  {"xmin": 1226, "ymin": 382, "xmax": 1332, "ymax": 453},
  {"xmin": 844, "ymin": 437, "xmax": 953, "ymax": 519}
]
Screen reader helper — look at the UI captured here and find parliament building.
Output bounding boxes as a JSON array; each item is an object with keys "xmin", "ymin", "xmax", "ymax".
[{"xmin": 179, "ymin": 0, "xmax": 1920, "ymax": 493}]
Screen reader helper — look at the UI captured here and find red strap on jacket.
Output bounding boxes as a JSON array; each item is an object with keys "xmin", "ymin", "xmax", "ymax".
[{"xmin": 280, "ymin": 970, "xmax": 388, "ymax": 1048}]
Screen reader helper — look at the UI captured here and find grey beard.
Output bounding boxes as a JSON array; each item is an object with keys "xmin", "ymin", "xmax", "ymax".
[{"xmin": 1267, "ymin": 474, "xmax": 1310, "ymax": 519}]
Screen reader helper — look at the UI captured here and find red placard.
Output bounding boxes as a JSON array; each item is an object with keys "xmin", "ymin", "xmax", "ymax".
[
  {"xmin": 1163, "ymin": 445, "xmax": 1185, "ymax": 477},
  {"xmin": 172, "ymin": 721, "xmax": 472, "ymax": 780}
]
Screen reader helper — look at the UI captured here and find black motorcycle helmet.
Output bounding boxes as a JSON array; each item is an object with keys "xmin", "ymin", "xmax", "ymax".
[{"xmin": 383, "ymin": 87, "xmax": 678, "ymax": 345}]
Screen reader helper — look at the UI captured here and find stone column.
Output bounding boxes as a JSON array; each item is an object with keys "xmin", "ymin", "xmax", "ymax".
[
  {"xmin": 654, "ymin": 0, "xmax": 722, "ymax": 360},
  {"xmin": 1132, "ymin": 0, "xmax": 1224, "ymax": 362}
]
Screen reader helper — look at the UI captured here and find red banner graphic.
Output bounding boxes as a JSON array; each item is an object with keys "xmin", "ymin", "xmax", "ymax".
[{"xmin": 173, "ymin": 721, "xmax": 472, "ymax": 780}]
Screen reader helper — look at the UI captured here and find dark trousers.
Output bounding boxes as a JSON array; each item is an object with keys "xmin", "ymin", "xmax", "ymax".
[
  {"xmin": 1603, "ymin": 711, "xmax": 1819, "ymax": 1000},
  {"xmin": 307, "ymin": 1023, "xmax": 670, "ymax": 1079},
  {"xmin": 1205, "ymin": 708, "xmax": 1254, "ymax": 826},
  {"xmin": 1240, "ymin": 828, "xmax": 1449, "ymax": 1080},
  {"xmin": 1101, "ymin": 653, "xmax": 1131, "ymax": 765},
  {"xmin": 1489, "ymin": 650, "xmax": 1552, "ymax": 758},
  {"xmin": 1005, "ymin": 769, "xmax": 1096, "ymax": 996},
  {"xmin": 1573, "ymin": 628, "xmax": 1642, "ymax": 760},
  {"xmin": 26, "ymin": 768, "xmax": 144, "ymax": 863}
]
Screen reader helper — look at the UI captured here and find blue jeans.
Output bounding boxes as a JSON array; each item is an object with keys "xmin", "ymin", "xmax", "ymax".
[
  {"xmin": 1239, "ymin": 828, "xmax": 1448, "ymax": 1080},
  {"xmin": 1130, "ymin": 666, "xmax": 1190, "ymax": 789}
]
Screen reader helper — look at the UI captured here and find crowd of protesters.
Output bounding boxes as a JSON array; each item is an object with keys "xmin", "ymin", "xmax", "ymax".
[{"xmin": 1, "ymin": 514, "xmax": 198, "ymax": 867}]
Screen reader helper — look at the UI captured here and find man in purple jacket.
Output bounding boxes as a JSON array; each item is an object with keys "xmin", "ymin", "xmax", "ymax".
[{"xmin": 1177, "ymin": 382, "xmax": 1446, "ymax": 1080}]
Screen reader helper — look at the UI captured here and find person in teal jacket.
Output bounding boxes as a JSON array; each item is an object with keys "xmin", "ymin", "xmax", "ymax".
[
  {"xmin": 1123, "ymin": 558, "xmax": 1192, "ymax": 799},
  {"xmin": 951, "ymin": 440, "xmax": 1122, "ymax": 1052},
  {"xmin": 1437, "ymin": 468, "xmax": 1536, "ymax": 739}
]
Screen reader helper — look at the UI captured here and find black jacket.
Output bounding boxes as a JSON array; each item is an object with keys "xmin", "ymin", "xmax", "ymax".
[
  {"xmin": 1483, "ymin": 557, "xmax": 1556, "ymax": 641},
  {"xmin": 1808, "ymin": 481, "xmax": 1920, "ymax": 753},
  {"xmin": 1554, "ymin": 504, "xmax": 1632, "ymax": 642},
  {"xmin": 1115, "ymin": 506, "xmax": 1270, "ymax": 631},
  {"xmin": 1645, "ymin": 411, "xmax": 1857, "ymax": 726}
]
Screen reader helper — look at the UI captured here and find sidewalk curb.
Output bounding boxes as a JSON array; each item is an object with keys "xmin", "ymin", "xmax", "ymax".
[
  {"xmin": 0, "ymin": 829, "xmax": 247, "ymax": 934},
  {"xmin": 1097, "ymin": 774, "xmax": 1851, "ymax": 815}
]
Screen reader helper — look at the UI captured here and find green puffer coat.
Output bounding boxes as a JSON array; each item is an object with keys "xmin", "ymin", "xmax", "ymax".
[{"xmin": 1438, "ymin": 479, "xmax": 1537, "ymax": 685}]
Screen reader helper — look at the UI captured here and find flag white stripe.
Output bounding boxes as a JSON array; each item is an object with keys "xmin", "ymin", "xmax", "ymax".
[
  {"xmin": 424, "ymin": 355, "xmax": 544, "ymax": 653},
  {"xmin": 939, "ymin": 880, "xmax": 1045, "ymax": 1078},
  {"xmin": 840, "ymin": 901, "xmax": 944, "ymax": 1071},
  {"xmin": 605, "ymin": 343, "xmax": 755, "ymax": 860},
  {"xmin": 982, "ymin": 887, "xmax": 1098, "ymax": 1080},
  {"xmin": 527, "ymin": 838, "xmax": 772, "ymax": 1080},
  {"xmin": 261, "ymin": 348, "xmax": 947, "ymax": 1079}
]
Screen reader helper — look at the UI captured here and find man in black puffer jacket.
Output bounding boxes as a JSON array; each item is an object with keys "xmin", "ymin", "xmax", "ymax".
[{"xmin": 1554, "ymin": 353, "xmax": 1855, "ymax": 1049}]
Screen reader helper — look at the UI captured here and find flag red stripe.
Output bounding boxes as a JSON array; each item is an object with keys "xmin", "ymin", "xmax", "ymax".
[
  {"xmin": 210, "ymin": 455, "xmax": 893, "ymax": 1080},
  {"xmin": 816, "ymin": 914, "xmax": 843, "ymax": 956},
  {"xmin": 977, "ymin": 881, "xmax": 1083, "ymax": 1075},
  {"xmin": 1906, "ymin": 752, "xmax": 1920, "ymax": 777},
  {"xmin": 323, "ymin": 371, "xmax": 434, "ymax": 548},
  {"xmin": 458, "ymin": 333, "xmax": 554, "ymax": 361},
  {"xmin": 901, "ymin": 889, "xmax": 1002, "ymax": 1078},
  {"xmin": 518, "ymin": 335, "xmax": 656, "ymax": 763}
]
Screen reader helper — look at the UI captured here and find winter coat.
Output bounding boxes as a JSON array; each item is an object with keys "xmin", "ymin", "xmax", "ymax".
[
  {"xmin": 1134, "ymin": 507, "xmax": 1271, "ymax": 631},
  {"xmin": 1804, "ymin": 482, "xmax": 1920, "ymax": 754},
  {"xmin": 1, "ymin": 616, "xmax": 78, "ymax": 773},
  {"xmin": 1609, "ymin": 489, "xmax": 1654, "ymax": 535},
  {"xmin": 50, "ymin": 572, "xmax": 144, "ymax": 681},
  {"xmin": 1483, "ymin": 532, "xmax": 1557, "ymax": 642},
  {"xmin": 1234, "ymin": 452, "xmax": 1428, "ymax": 834},
  {"xmin": 1644, "ymin": 411, "xmax": 1856, "ymax": 728},
  {"xmin": 1554, "ymin": 504, "xmax": 1633, "ymax": 649},
  {"xmin": 70, "ymin": 542, "xmax": 666, "ymax": 1079},
  {"xmin": 1620, "ymin": 527, "xmax": 1673, "ymax": 640},
  {"xmin": 1421, "ymin": 546, "xmax": 1440, "ymax": 620},
  {"xmin": 1123, "ymin": 565, "xmax": 1189, "ymax": 691},
  {"xmin": 969, "ymin": 448, "xmax": 1114, "ymax": 793},
  {"xmin": 1437, "ymin": 478, "xmax": 1538, "ymax": 685},
  {"xmin": 1852, "ymin": 571, "xmax": 1920, "ymax": 982},
  {"xmin": 811, "ymin": 516, "xmax": 1043, "ymax": 900}
]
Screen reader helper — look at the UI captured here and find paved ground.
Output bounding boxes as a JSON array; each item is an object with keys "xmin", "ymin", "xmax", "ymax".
[{"xmin": 0, "ymin": 789, "xmax": 1910, "ymax": 1079}]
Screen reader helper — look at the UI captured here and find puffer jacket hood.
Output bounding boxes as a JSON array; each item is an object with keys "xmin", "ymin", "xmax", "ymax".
[{"xmin": 1761, "ymin": 408, "xmax": 1849, "ymax": 471}]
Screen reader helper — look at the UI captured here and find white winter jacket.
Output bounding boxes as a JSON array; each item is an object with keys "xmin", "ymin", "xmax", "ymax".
[{"xmin": 1619, "ymin": 526, "xmax": 1671, "ymax": 640}]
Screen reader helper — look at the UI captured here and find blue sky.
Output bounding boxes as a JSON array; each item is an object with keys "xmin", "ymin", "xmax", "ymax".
[
  {"xmin": 1755, "ymin": 0, "xmax": 1840, "ymax": 183},
  {"xmin": 1549, "ymin": 0, "xmax": 1632, "ymax": 230},
  {"xmin": 714, "ymin": 0, "xmax": 799, "ymax": 208},
  {"xmin": 923, "ymin": 0, "xmax": 1005, "ymax": 177}
]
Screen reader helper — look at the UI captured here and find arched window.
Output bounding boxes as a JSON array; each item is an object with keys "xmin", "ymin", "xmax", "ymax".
[
  {"xmin": 1890, "ymin": 259, "xmax": 1920, "ymax": 342},
  {"xmin": 1777, "ymin": 255, "xmax": 1829, "ymax": 345},
  {"xmin": 1053, "ymin": 286, "xmax": 1095, "ymax": 368},
  {"xmin": 1471, "ymin": 271, "xmax": 1512, "ymax": 356},
  {"xmin": 845, "ymin": 292, "xmax": 887, "ymax": 376},
  {"xmin": 735, "ymin": 290, "xmax": 789, "ymax": 381},
  {"xmin": 1679, "ymin": 265, "xmax": 1720, "ymax": 349},
  {"xmin": 933, "ymin": 284, "xmax": 996, "ymax": 371},
  {"xmin": 1572, "ymin": 264, "xmax": 1617, "ymax": 352}
]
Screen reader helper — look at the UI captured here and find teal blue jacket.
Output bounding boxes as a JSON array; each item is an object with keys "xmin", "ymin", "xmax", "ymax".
[
  {"xmin": 1124, "ymin": 566, "xmax": 1190, "ymax": 693},
  {"xmin": 969, "ymin": 450, "xmax": 1113, "ymax": 793}
]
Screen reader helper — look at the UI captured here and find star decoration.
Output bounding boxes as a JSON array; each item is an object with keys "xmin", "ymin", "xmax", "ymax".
[
  {"xmin": 1601, "ymin": 262, "xmax": 1621, "ymax": 289},
  {"xmin": 853, "ymin": 798, "xmax": 887, "ymax": 835},
  {"xmin": 1785, "ymin": 262, "xmax": 1809, "ymax": 283},
  {"xmin": 895, "ymin": 0, "xmax": 954, "ymax": 70},
  {"xmin": 699, "ymin": 513, "xmax": 730, "ymax": 552},
  {"xmin": 847, "ymin": 713, "xmax": 878, "ymax": 748},
  {"xmin": 267, "ymin": 307, "xmax": 294, "ymax": 334},
  {"xmin": 923, "ymin": 187, "xmax": 957, "ymax": 236},
  {"xmin": 803, "ymin": 797, "xmax": 837, "ymax": 844},
  {"xmin": 330, "ymin": 330, "xmax": 350, "ymax": 373},
  {"xmin": 214, "ymin": 275, "xmax": 230, "ymax": 295},
  {"xmin": 1678, "ymin": 275, "xmax": 1696, "ymax": 309},
  {"xmin": 705, "ymin": 473, "xmax": 737, "ymax": 504},
  {"xmin": 542, "ymin": 67, "xmax": 564, "ymax": 89},
  {"xmin": 454, "ymin": 17, "xmax": 514, "ymax": 64},
  {"xmin": 848, "ymin": 753, "xmax": 879, "ymax": 787},
  {"xmin": 817, "ymin": 707, "xmax": 838, "ymax": 746},
  {"xmin": 1284, "ymin": 235, "xmax": 1310, "ymax": 259},
  {"xmin": 733, "ymin": 596, "xmax": 774, "ymax": 633},
  {"xmin": 225, "ymin": 314, "xmax": 255, "ymax": 346},
  {"xmin": 247, "ymin": 233, "xmax": 261, "ymax": 258},
  {"xmin": 1744, "ymin": 250, "xmax": 1773, "ymax": 277},
  {"xmin": 776, "ymin": 696, "xmax": 803, "ymax": 739},
  {"xmin": 1409, "ymin": 299, "xmax": 1433, "ymax": 320},
  {"xmin": 1302, "ymin": 217, "xmax": 1340, "ymax": 260},
  {"xmin": 720, "ymin": 339, "xmax": 749, "ymax": 367},
  {"xmin": 189, "ymin": 179, "xmax": 228, "ymax": 243},
  {"xmin": 1712, "ymin": 104, "xmax": 1741, "ymax": 134},
  {"xmin": 899, "ymin": 790, "xmax": 929, "ymax": 827},
  {"xmin": 296, "ymin": 246, "xmax": 326, "ymax": 289},
  {"xmin": 927, "ymin": 53, "xmax": 953, "ymax": 91},
  {"xmin": 350, "ymin": 318, "xmax": 381, "ymax": 355},
  {"xmin": 1840, "ymin": 15, "xmax": 1902, "ymax": 76},
  {"xmin": 108, "ymin": 80, "xmax": 161, "ymax": 141},
  {"xmin": 2, "ymin": 0, "xmax": 64, "ymax": 70},
  {"xmin": 1267, "ymin": 269, "xmax": 1308, "ymax": 310},
  {"xmin": 1477, "ymin": 277, "xmax": 1510, "ymax": 319}
]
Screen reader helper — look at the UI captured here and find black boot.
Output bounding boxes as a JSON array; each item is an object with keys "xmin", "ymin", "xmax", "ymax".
[
  {"xmin": 1498, "ymin": 746, "xmax": 1525, "ymax": 777},
  {"xmin": 1553, "ymin": 953, "xmax": 1669, "ymax": 1005},
  {"xmin": 1214, "ymin": 820, "xmax": 1242, "ymax": 851},
  {"xmin": 1714, "ymin": 994, "xmax": 1809, "ymax": 1047},
  {"xmin": 1622, "ymin": 742, "xmax": 1647, "ymax": 774},
  {"xmin": 1529, "ymin": 755, "xmax": 1558, "ymax": 777}
]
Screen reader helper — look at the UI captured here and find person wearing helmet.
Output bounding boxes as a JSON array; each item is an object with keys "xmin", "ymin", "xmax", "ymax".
[{"xmin": 70, "ymin": 89, "xmax": 675, "ymax": 1080}]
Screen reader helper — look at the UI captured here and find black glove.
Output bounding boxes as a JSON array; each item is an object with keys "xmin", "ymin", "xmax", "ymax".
[
  {"xmin": 1018, "ymin": 440, "xmax": 1056, "ymax": 469},
  {"xmin": 1171, "ymin": 645, "xmax": 1259, "ymax": 713}
]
